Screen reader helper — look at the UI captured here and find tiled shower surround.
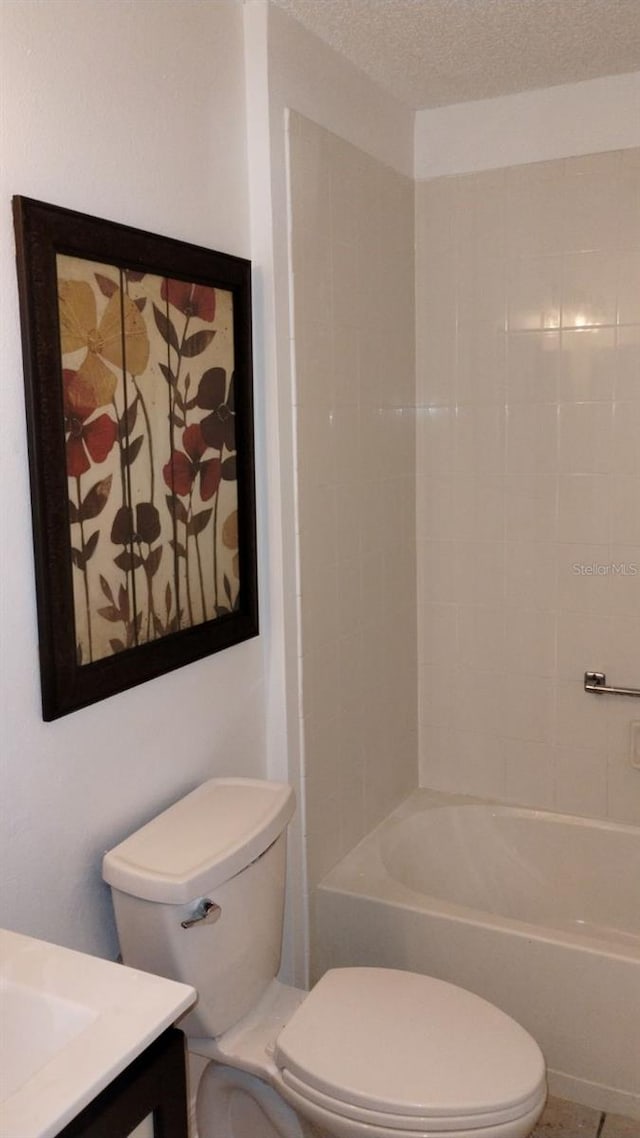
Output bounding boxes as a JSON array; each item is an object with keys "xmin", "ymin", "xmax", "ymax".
[
  {"xmin": 288, "ymin": 113, "xmax": 417, "ymax": 892},
  {"xmin": 416, "ymin": 149, "xmax": 640, "ymax": 824},
  {"xmin": 289, "ymin": 121, "xmax": 640, "ymax": 905}
]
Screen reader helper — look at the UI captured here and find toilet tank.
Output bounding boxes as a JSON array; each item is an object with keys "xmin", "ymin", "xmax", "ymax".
[{"xmin": 102, "ymin": 778, "xmax": 295, "ymax": 1038}]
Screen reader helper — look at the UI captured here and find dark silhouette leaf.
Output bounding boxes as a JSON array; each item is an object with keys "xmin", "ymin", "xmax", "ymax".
[
  {"xmin": 81, "ymin": 476, "xmax": 112, "ymax": 520},
  {"xmin": 99, "ymin": 574, "xmax": 114, "ymax": 603},
  {"xmin": 165, "ymin": 582, "xmax": 172, "ymax": 616},
  {"xmin": 145, "ymin": 545, "xmax": 163, "ymax": 577},
  {"xmin": 182, "ymin": 329, "xmax": 216, "ymax": 358},
  {"xmin": 114, "ymin": 549, "xmax": 142, "ymax": 572},
  {"xmin": 119, "ymin": 397, "xmax": 138, "ymax": 440},
  {"xmin": 95, "ymin": 272, "xmax": 118, "ymax": 298},
  {"xmin": 84, "ymin": 530, "xmax": 99, "ymax": 561},
  {"xmin": 171, "ymin": 411, "xmax": 185, "ymax": 430},
  {"xmin": 215, "ymin": 605, "xmax": 231, "ymax": 617},
  {"xmin": 134, "ymin": 297, "xmax": 147, "ymax": 313},
  {"xmin": 109, "ymin": 638, "xmax": 126, "ymax": 653},
  {"xmin": 124, "ymin": 435, "xmax": 144, "ymax": 465},
  {"xmin": 70, "ymin": 547, "xmax": 84, "ymax": 570},
  {"xmin": 153, "ymin": 304, "xmax": 180, "ymax": 353},
  {"xmin": 166, "ymin": 493, "xmax": 189, "ymax": 525},
  {"xmin": 221, "ymin": 455, "xmax": 237, "ymax": 481},
  {"xmin": 125, "ymin": 269, "xmax": 146, "ymax": 283},
  {"xmin": 68, "ymin": 498, "xmax": 79, "ymax": 524},
  {"xmin": 184, "ymin": 395, "xmax": 199, "ymax": 411},
  {"xmin": 223, "ymin": 573, "xmax": 232, "ymax": 603},
  {"xmin": 159, "ymin": 362, "xmax": 175, "ymax": 386},
  {"xmin": 118, "ymin": 584, "xmax": 130, "ymax": 620},
  {"xmin": 169, "ymin": 539, "xmax": 186, "ymax": 559},
  {"xmin": 97, "ymin": 604, "xmax": 120, "ymax": 623},
  {"xmin": 187, "ymin": 508, "xmax": 213, "ymax": 538}
]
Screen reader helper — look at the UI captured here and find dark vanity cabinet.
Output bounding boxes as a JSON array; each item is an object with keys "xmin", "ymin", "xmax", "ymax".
[{"xmin": 57, "ymin": 1028, "xmax": 189, "ymax": 1138}]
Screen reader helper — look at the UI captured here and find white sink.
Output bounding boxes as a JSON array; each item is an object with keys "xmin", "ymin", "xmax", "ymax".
[
  {"xmin": 0, "ymin": 928, "xmax": 195, "ymax": 1138},
  {"xmin": 2, "ymin": 981, "xmax": 97, "ymax": 1101}
]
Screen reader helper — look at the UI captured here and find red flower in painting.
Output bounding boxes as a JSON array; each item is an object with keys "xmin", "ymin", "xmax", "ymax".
[
  {"xmin": 161, "ymin": 279, "xmax": 216, "ymax": 322},
  {"xmin": 63, "ymin": 369, "xmax": 118, "ymax": 478},
  {"xmin": 163, "ymin": 424, "xmax": 221, "ymax": 501}
]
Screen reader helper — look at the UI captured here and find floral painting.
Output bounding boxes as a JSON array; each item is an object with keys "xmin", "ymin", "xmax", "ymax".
[
  {"xmin": 13, "ymin": 197, "xmax": 257, "ymax": 719},
  {"xmin": 58, "ymin": 256, "xmax": 239, "ymax": 665}
]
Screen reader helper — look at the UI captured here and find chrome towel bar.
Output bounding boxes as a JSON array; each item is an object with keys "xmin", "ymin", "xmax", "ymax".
[{"xmin": 584, "ymin": 671, "xmax": 640, "ymax": 698}]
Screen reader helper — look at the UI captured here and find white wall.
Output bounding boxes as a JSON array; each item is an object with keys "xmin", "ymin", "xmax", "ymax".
[
  {"xmin": 0, "ymin": 0, "xmax": 268, "ymax": 959},
  {"xmin": 416, "ymin": 71, "xmax": 640, "ymax": 179},
  {"xmin": 266, "ymin": 2, "xmax": 414, "ymax": 179}
]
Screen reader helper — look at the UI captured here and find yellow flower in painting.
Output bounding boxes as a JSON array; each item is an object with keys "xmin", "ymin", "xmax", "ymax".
[
  {"xmin": 222, "ymin": 509, "xmax": 239, "ymax": 578},
  {"xmin": 58, "ymin": 279, "xmax": 150, "ymax": 408}
]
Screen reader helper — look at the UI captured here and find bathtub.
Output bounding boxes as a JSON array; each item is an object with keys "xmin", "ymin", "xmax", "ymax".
[{"xmin": 315, "ymin": 790, "xmax": 640, "ymax": 1120}]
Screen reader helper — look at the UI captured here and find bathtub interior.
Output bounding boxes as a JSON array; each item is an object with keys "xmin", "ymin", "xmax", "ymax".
[
  {"xmin": 379, "ymin": 804, "xmax": 640, "ymax": 946},
  {"xmin": 313, "ymin": 790, "xmax": 640, "ymax": 1122}
]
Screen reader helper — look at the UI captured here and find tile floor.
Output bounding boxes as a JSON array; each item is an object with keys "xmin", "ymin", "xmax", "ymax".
[{"xmin": 533, "ymin": 1096, "xmax": 640, "ymax": 1136}]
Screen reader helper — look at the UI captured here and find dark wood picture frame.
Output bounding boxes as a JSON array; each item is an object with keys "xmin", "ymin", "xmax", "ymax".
[{"xmin": 13, "ymin": 196, "xmax": 258, "ymax": 720}]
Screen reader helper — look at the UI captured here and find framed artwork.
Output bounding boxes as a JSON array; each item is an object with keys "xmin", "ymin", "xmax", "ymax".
[{"xmin": 13, "ymin": 197, "xmax": 258, "ymax": 720}]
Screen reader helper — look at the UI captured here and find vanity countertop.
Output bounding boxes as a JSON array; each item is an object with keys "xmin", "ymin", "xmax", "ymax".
[{"xmin": 0, "ymin": 927, "xmax": 195, "ymax": 1138}]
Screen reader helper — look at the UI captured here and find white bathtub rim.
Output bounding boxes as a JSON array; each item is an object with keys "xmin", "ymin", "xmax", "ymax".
[
  {"xmin": 319, "ymin": 874, "xmax": 640, "ymax": 964},
  {"xmin": 319, "ymin": 789, "xmax": 640, "ymax": 965}
]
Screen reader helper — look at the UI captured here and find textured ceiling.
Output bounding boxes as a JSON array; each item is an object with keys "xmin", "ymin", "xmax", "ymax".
[{"xmin": 270, "ymin": 0, "xmax": 640, "ymax": 109}]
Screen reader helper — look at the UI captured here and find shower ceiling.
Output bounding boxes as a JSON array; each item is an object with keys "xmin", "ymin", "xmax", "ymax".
[{"xmin": 270, "ymin": 0, "xmax": 640, "ymax": 109}]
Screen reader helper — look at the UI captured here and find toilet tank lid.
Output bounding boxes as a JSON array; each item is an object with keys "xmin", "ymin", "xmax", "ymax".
[{"xmin": 102, "ymin": 778, "xmax": 295, "ymax": 904}]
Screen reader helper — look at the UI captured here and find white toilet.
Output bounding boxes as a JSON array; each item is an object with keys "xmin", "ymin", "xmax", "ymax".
[{"xmin": 103, "ymin": 778, "xmax": 547, "ymax": 1138}]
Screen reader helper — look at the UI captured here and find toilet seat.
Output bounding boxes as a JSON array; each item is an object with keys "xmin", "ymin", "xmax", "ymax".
[
  {"xmin": 273, "ymin": 1077, "xmax": 545, "ymax": 1138},
  {"xmin": 274, "ymin": 968, "xmax": 546, "ymax": 1135}
]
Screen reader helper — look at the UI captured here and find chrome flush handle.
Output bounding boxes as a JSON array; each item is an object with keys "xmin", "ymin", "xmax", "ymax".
[{"xmin": 181, "ymin": 898, "xmax": 222, "ymax": 929}]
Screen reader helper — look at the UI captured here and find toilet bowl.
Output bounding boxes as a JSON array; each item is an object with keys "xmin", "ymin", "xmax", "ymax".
[
  {"xmin": 103, "ymin": 778, "xmax": 547, "ymax": 1138},
  {"xmin": 197, "ymin": 1065, "xmax": 315, "ymax": 1138},
  {"xmin": 192, "ymin": 970, "xmax": 546, "ymax": 1138}
]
